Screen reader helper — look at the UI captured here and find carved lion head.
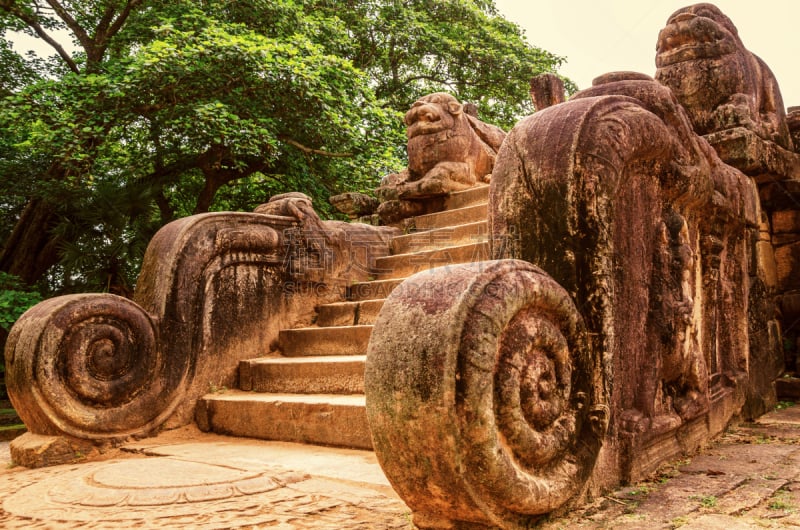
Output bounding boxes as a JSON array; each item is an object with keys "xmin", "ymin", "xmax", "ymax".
[
  {"xmin": 404, "ymin": 92, "xmax": 464, "ymax": 139},
  {"xmin": 656, "ymin": 3, "xmax": 741, "ymax": 67}
]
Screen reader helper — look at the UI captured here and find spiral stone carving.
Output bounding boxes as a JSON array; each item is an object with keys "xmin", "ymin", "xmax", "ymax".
[
  {"xmin": 5, "ymin": 294, "xmax": 182, "ymax": 441},
  {"xmin": 365, "ymin": 259, "xmax": 606, "ymax": 529}
]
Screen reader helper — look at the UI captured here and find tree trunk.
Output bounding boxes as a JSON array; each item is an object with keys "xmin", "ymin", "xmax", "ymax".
[{"xmin": 0, "ymin": 199, "xmax": 61, "ymax": 285}]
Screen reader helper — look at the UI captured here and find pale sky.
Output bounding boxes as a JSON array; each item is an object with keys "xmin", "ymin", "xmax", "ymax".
[{"xmin": 494, "ymin": 0, "xmax": 800, "ymax": 109}]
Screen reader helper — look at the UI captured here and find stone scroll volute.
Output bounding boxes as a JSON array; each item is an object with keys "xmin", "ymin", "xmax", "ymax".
[
  {"xmin": 5, "ymin": 212, "xmax": 291, "ymax": 451},
  {"xmin": 5, "ymin": 293, "xmax": 167, "ymax": 441},
  {"xmin": 365, "ymin": 260, "xmax": 607, "ymax": 529},
  {"xmin": 6, "ymin": 194, "xmax": 398, "ymax": 465}
]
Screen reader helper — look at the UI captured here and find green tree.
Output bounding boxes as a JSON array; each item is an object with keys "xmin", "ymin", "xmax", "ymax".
[
  {"xmin": 312, "ymin": 0, "xmax": 571, "ymax": 129},
  {"xmin": 0, "ymin": 0, "xmax": 567, "ymax": 296}
]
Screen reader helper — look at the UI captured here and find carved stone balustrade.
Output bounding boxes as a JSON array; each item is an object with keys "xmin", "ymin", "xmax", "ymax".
[
  {"xmin": 5, "ymin": 193, "xmax": 397, "ymax": 464},
  {"xmin": 365, "ymin": 72, "xmax": 782, "ymax": 529}
]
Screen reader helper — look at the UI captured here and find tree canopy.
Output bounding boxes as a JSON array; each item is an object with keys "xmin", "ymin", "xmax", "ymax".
[{"xmin": 0, "ymin": 0, "xmax": 569, "ymax": 297}]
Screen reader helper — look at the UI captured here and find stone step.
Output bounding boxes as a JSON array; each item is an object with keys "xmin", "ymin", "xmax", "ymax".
[
  {"xmin": 442, "ymin": 184, "xmax": 489, "ymax": 210},
  {"xmin": 316, "ymin": 299, "xmax": 385, "ymax": 327},
  {"xmin": 406, "ymin": 203, "xmax": 488, "ymax": 231},
  {"xmin": 375, "ymin": 241, "xmax": 490, "ymax": 280},
  {"xmin": 347, "ymin": 278, "xmax": 405, "ymax": 302},
  {"xmin": 278, "ymin": 325, "xmax": 373, "ymax": 357},
  {"xmin": 208, "ymin": 185, "xmax": 491, "ymax": 455},
  {"xmin": 196, "ymin": 391, "xmax": 371, "ymax": 450},
  {"xmin": 240, "ymin": 355, "xmax": 365, "ymax": 394},
  {"xmin": 390, "ymin": 220, "xmax": 488, "ymax": 255}
]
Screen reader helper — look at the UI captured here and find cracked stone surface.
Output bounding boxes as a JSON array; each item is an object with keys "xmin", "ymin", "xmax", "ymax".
[
  {"xmin": 0, "ymin": 426, "xmax": 411, "ymax": 529},
  {"xmin": 540, "ymin": 406, "xmax": 800, "ymax": 529},
  {"xmin": 1, "ymin": 407, "xmax": 800, "ymax": 529}
]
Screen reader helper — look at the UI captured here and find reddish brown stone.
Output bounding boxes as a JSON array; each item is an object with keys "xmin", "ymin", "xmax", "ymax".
[
  {"xmin": 775, "ymin": 242, "xmax": 800, "ymax": 292},
  {"xmin": 772, "ymin": 210, "xmax": 800, "ymax": 234},
  {"xmin": 9, "ymin": 433, "xmax": 99, "ymax": 469},
  {"xmin": 5, "ymin": 194, "xmax": 398, "ymax": 452},
  {"xmin": 366, "ymin": 260, "xmax": 606, "ymax": 529},
  {"xmin": 529, "ymin": 73, "xmax": 565, "ymax": 111},
  {"xmin": 489, "ymin": 72, "xmax": 775, "ymax": 495},
  {"xmin": 375, "ymin": 93, "xmax": 505, "ymax": 223},
  {"xmin": 328, "ymin": 192, "xmax": 379, "ymax": 219},
  {"xmin": 366, "ymin": 6, "xmax": 793, "ymax": 526},
  {"xmin": 655, "ymin": 3, "xmax": 793, "ymax": 150},
  {"xmin": 760, "ymin": 180, "xmax": 800, "ymax": 211}
]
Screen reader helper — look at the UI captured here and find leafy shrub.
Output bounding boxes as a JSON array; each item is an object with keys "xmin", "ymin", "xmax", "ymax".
[{"xmin": 0, "ymin": 272, "xmax": 42, "ymax": 331}]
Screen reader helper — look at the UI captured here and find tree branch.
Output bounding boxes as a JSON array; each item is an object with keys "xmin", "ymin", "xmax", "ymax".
[
  {"xmin": 278, "ymin": 136, "xmax": 353, "ymax": 158},
  {"xmin": 134, "ymin": 156, "xmax": 202, "ymax": 189},
  {"xmin": 45, "ymin": 0, "xmax": 92, "ymax": 55},
  {"xmin": 95, "ymin": 3, "xmax": 118, "ymax": 40},
  {"xmin": 0, "ymin": 2, "xmax": 80, "ymax": 73},
  {"xmin": 106, "ymin": 0, "xmax": 144, "ymax": 41},
  {"xmin": 194, "ymin": 155, "xmax": 272, "ymax": 214},
  {"xmin": 95, "ymin": 0, "xmax": 145, "ymax": 61}
]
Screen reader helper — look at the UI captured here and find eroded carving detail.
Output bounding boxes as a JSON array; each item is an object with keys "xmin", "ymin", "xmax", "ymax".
[
  {"xmin": 632, "ymin": 211, "xmax": 708, "ymax": 433},
  {"xmin": 655, "ymin": 3, "xmax": 792, "ymax": 150},
  {"xmin": 366, "ymin": 260, "xmax": 606, "ymax": 529},
  {"xmin": 376, "ymin": 92, "xmax": 505, "ymax": 223}
]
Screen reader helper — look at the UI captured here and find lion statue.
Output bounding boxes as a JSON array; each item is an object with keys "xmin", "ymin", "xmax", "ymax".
[
  {"xmin": 376, "ymin": 93, "xmax": 505, "ymax": 222},
  {"xmin": 655, "ymin": 3, "xmax": 793, "ymax": 150}
]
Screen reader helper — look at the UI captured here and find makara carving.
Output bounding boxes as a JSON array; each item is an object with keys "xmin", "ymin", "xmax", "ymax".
[{"xmin": 6, "ymin": 193, "xmax": 396, "ymax": 456}]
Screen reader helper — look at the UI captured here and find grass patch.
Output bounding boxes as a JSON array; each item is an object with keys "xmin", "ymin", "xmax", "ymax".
[
  {"xmin": 690, "ymin": 494, "xmax": 718, "ymax": 508},
  {"xmin": 768, "ymin": 489, "xmax": 795, "ymax": 512}
]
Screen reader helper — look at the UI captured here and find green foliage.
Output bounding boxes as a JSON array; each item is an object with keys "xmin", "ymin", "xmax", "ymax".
[
  {"xmin": 0, "ymin": 0, "xmax": 568, "ymax": 294},
  {"xmin": 0, "ymin": 272, "xmax": 42, "ymax": 330},
  {"xmin": 312, "ymin": 0, "xmax": 570, "ymax": 129}
]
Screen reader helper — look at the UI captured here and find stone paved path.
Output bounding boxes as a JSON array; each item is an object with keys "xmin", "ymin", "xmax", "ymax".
[
  {"xmin": 541, "ymin": 405, "xmax": 800, "ymax": 529},
  {"xmin": 1, "ymin": 406, "xmax": 800, "ymax": 529},
  {"xmin": 0, "ymin": 427, "xmax": 412, "ymax": 529}
]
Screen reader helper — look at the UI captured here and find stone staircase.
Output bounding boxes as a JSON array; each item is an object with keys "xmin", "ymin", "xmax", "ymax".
[{"xmin": 196, "ymin": 185, "xmax": 490, "ymax": 449}]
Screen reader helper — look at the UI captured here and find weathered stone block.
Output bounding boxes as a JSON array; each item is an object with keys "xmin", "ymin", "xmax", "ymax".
[
  {"xmin": 775, "ymin": 242, "xmax": 800, "ymax": 291},
  {"xmin": 529, "ymin": 73, "xmax": 565, "ymax": 111},
  {"xmin": 10, "ymin": 432, "xmax": 99, "ymax": 468},
  {"xmin": 329, "ymin": 192, "xmax": 379, "ymax": 218},
  {"xmin": 776, "ymin": 377, "xmax": 800, "ymax": 400},
  {"xmin": 779, "ymin": 291, "xmax": 800, "ymax": 324},
  {"xmin": 772, "ymin": 233, "xmax": 800, "ymax": 246},
  {"xmin": 772, "ymin": 210, "xmax": 800, "ymax": 234},
  {"xmin": 760, "ymin": 180, "xmax": 800, "ymax": 212},
  {"xmin": 704, "ymin": 128, "xmax": 800, "ymax": 181},
  {"xmin": 757, "ymin": 240, "xmax": 778, "ymax": 288}
]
